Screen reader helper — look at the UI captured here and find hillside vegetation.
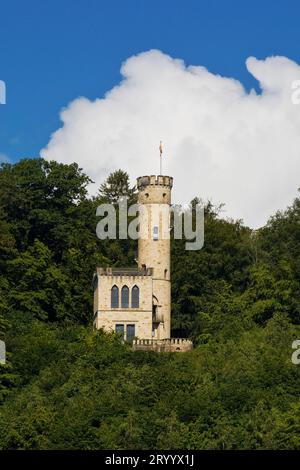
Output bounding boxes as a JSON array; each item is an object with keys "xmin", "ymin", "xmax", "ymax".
[{"xmin": 0, "ymin": 159, "xmax": 300, "ymax": 449}]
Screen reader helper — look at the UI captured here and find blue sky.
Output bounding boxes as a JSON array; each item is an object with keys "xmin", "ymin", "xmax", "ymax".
[{"xmin": 0, "ymin": 0, "xmax": 300, "ymax": 163}]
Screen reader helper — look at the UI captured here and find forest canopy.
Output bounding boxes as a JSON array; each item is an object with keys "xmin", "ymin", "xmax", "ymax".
[{"xmin": 0, "ymin": 158, "xmax": 300, "ymax": 449}]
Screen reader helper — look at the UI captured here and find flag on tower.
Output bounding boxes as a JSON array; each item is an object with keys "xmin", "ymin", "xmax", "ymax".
[{"xmin": 159, "ymin": 141, "xmax": 163, "ymax": 156}]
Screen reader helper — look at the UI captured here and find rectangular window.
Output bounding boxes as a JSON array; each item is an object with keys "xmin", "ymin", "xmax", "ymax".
[
  {"xmin": 115, "ymin": 324, "xmax": 124, "ymax": 338},
  {"xmin": 153, "ymin": 225, "xmax": 159, "ymax": 241},
  {"xmin": 126, "ymin": 324, "xmax": 135, "ymax": 342}
]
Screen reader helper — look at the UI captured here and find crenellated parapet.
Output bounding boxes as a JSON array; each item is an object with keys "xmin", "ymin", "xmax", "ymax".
[
  {"xmin": 132, "ymin": 338, "xmax": 193, "ymax": 353},
  {"xmin": 137, "ymin": 175, "xmax": 173, "ymax": 190},
  {"xmin": 97, "ymin": 267, "xmax": 153, "ymax": 277}
]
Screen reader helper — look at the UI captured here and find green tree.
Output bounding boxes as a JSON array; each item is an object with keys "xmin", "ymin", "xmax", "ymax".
[{"xmin": 97, "ymin": 169, "xmax": 137, "ymax": 205}]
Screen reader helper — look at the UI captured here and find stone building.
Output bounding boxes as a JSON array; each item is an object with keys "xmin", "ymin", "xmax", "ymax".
[{"xmin": 93, "ymin": 174, "xmax": 192, "ymax": 352}]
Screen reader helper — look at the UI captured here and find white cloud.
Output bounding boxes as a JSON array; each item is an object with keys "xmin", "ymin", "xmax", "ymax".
[{"xmin": 40, "ymin": 50, "xmax": 300, "ymax": 228}]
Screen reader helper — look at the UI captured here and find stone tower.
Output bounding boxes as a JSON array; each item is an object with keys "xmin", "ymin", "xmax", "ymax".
[
  {"xmin": 137, "ymin": 175, "xmax": 173, "ymax": 339},
  {"xmin": 93, "ymin": 172, "xmax": 193, "ymax": 351}
]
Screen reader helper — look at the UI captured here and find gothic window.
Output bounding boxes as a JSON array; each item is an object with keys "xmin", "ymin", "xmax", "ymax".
[
  {"xmin": 153, "ymin": 225, "xmax": 159, "ymax": 241},
  {"xmin": 111, "ymin": 285, "xmax": 119, "ymax": 308},
  {"xmin": 121, "ymin": 285, "xmax": 129, "ymax": 308},
  {"xmin": 131, "ymin": 285, "xmax": 139, "ymax": 308}
]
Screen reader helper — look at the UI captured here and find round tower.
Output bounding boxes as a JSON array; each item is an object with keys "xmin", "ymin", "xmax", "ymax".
[{"xmin": 137, "ymin": 175, "xmax": 173, "ymax": 339}]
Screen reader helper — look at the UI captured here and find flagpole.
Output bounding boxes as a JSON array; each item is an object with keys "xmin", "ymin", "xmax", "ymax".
[{"xmin": 159, "ymin": 141, "xmax": 162, "ymax": 175}]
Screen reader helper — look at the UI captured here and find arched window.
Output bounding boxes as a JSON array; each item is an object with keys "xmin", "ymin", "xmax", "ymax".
[
  {"xmin": 121, "ymin": 285, "xmax": 129, "ymax": 308},
  {"xmin": 131, "ymin": 285, "xmax": 139, "ymax": 308},
  {"xmin": 153, "ymin": 225, "xmax": 159, "ymax": 241},
  {"xmin": 111, "ymin": 285, "xmax": 119, "ymax": 308}
]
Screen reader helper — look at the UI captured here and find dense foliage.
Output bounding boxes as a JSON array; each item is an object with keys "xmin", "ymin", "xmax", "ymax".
[{"xmin": 0, "ymin": 158, "xmax": 300, "ymax": 449}]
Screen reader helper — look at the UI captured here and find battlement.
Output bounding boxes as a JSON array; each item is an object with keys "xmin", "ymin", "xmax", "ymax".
[
  {"xmin": 137, "ymin": 175, "xmax": 173, "ymax": 190},
  {"xmin": 132, "ymin": 338, "xmax": 193, "ymax": 353},
  {"xmin": 97, "ymin": 267, "xmax": 153, "ymax": 277}
]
